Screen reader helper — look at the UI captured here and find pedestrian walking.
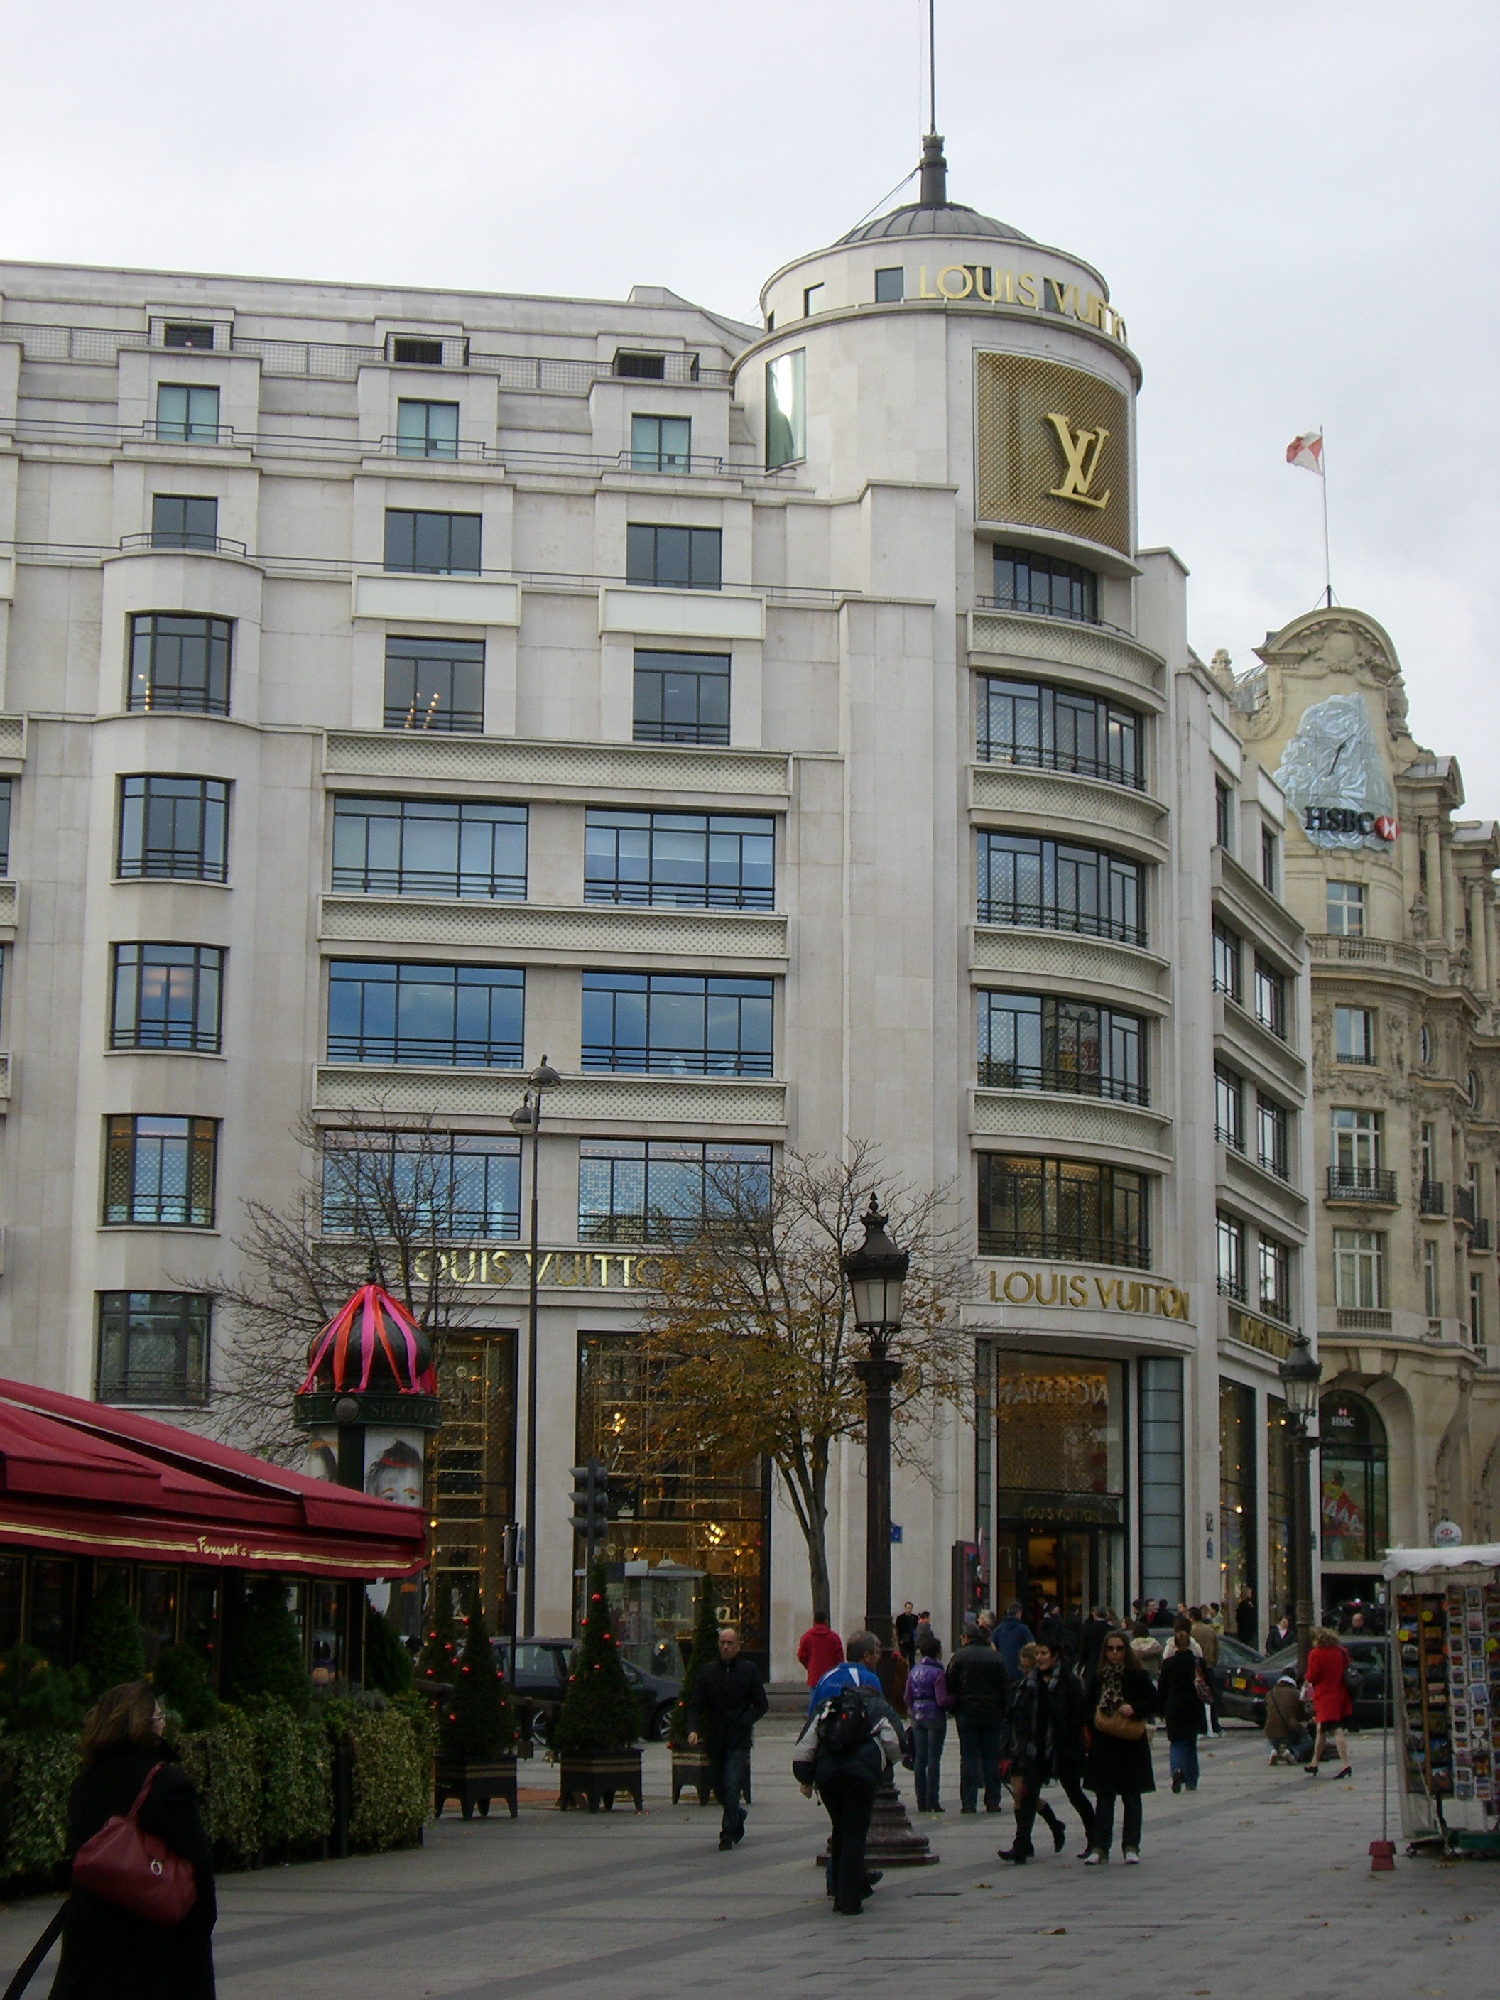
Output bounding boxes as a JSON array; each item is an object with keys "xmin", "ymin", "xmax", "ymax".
[
  {"xmin": 796, "ymin": 1614, "xmax": 845, "ymax": 1688},
  {"xmin": 806, "ymin": 1630, "xmax": 884, "ymax": 1716},
  {"xmin": 992, "ymin": 1599, "xmax": 1034, "ymax": 1678},
  {"xmin": 1267, "ymin": 1608, "xmax": 1295, "ymax": 1653},
  {"xmin": 793, "ymin": 1632, "xmax": 903, "ymax": 1917},
  {"xmin": 1303, "ymin": 1625, "xmax": 1354, "ymax": 1779},
  {"xmin": 895, "ymin": 1601, "xmax": 919, "ymax": 1666},
  {"xmin": 998, "ymin": 1637, "xmax": 1095, "ymax": 1863},
  {"xmin": 1079, "ymin": 1606, "xmax": 1111, "ymax": 1680},
  {"xmin": 1082, "ymin": 1629, "xmax": 1158, "ymax": 1864},
  {"xmin": 1264, "ymin": 1667, "xmax": 1313, "ymax": 1765},
  {"xmin": 905, "ymin": 1632, "xmax": 954, "ymax": 1813},
  {"xmin": 1189, "ymin": 1605, "xmax": 1224, "ymax": 1734},
  {"xmin": 685, "ymin": 1624, "xmax": 768, "ymax": 1849},
  {"xmin": 50, "ymin": 1679, "xmax": 216, "ymax": 1999},
  {"xmin": 946, "ymin": 1621, "xmax": 1011, "ymax": 1814},
  {"xmin": 1236, "ymin": 1588, "xmax": 1258, "ymax": 1646},
  {"xmin": 1158, "ymin": 1623, "xmax": 1208, "ymax": 1793}
]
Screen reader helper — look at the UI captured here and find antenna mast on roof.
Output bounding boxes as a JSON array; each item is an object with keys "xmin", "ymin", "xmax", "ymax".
[
  {"xmin": 929, "ymin": 0, "xmax": 937, "ymax": 134},
  {"xmin": 918, "ymin": 0, "xmax": 947, "ymax": 207}
]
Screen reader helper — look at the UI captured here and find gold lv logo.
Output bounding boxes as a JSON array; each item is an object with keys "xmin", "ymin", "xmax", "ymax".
[{"xmin": 1043, "ymin": 412, "xmax": 1111, "ymax": 510}]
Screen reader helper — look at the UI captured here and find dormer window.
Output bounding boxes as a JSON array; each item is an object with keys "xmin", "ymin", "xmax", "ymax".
[
  {"xmin": 614, "ymin": 351, "xmax": 666, "ymax": 380},
  {"xmin": 392, "ymin": 336, "xmax": 444, "ymax": 366}
]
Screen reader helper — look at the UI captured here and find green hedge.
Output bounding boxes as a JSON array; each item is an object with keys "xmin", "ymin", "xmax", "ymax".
[
  {"xmin": 326, "ymin": 1701, "xmax": 428, "ymax": 1853},
  {"xmin": 0, "ymin": 1730, "xmax": 78, "ymax": 1881}
]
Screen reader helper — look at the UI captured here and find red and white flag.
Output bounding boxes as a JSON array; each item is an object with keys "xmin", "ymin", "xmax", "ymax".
[{"xmin": 1286, "ymin": 429, "xmax": 1323, "ymax": 475}]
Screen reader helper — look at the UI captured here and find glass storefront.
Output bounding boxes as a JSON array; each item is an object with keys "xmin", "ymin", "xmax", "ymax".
[
  {"xmin": 1319, "ymin": 1390, "xmax": 1388, "ymax": 1563},
  {"xmin": 428, "ymin": 1330, "xmax": 516, "ymax": 1635},
  {"xmin": 1218, "ymin": 1380, "xmax": 1257, "ymax": 1612},
  {"xmin": 1267, "ymin": 1395, "xmax": 1291, "ymax": 1628},
  {"xmin": 576, "ymin": 1333, "xmax": 768, "ymax": 1672},
  {"xmin": 990, "ymin": 1353, "xmax": 1126, "ymax": 1626}
]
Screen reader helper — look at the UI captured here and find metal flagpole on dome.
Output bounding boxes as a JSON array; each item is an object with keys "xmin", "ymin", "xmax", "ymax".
[{"xmin": 1320, "ymin": 427, "xmax": 1332, "ymax": 607}]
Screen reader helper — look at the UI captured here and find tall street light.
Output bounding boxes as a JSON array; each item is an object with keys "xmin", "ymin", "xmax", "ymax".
[
  {"xmin": 843, "ymin": 1195, "xmax": 909, "ymax": 1653},
  {"xmin": 1278, "ymin": 1327, "xmax": 1323, "ymax": 1675},
  {"xmin": 510, "ymin": 1055, "xmax": 561, "ymax": 1639}
]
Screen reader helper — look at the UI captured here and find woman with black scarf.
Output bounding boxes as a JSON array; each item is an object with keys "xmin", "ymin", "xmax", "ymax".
[
  {"xmin": 1082, "ymin": 1629, "xmax": 1158, "ymax": 1864},
  {"xmin": 997, "ymin": 1638, "xmax": 1095, "ymax": 1864}
]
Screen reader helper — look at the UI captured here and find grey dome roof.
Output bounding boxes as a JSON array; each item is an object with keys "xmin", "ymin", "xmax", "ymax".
[{"xmin": 838, "ymin": 201, "xmax": 1034, "ymax": 247}]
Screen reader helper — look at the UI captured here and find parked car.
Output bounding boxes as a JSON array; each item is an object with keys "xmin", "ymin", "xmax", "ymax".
[
  {"xmin": 1221, "ymin": 1635, "xmax": 1393, "ymax": 1729},
  {"xmin": 1207, "ymin": 1633, "xmax": 1263, "ymax": 1706},
  {"xmin": 495, "ymin": 1638, "xmax": 681, "ymax": 1745}
]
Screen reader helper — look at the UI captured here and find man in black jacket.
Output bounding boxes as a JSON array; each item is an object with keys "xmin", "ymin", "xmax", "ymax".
[
  {"xmin": 946, "ymin": 1623, "xmax": 1011, "ymax": 1813},
  {"xmin": 686, "ymin": 1625, "xmax": 768, "ymax": 1849}
]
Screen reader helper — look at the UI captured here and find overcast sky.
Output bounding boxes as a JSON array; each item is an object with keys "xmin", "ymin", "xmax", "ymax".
[{"xmin": 3, "ymin": 1, "xmax": 1496, "ymax": 814}]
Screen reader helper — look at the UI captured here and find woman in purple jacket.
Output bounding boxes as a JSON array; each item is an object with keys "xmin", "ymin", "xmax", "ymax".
[{"xmin": 906, "ymin": 1632, "xmax": 955, "ymax": 1812}]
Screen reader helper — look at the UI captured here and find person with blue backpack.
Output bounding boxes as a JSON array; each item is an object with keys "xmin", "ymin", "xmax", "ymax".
[{"xmin": 794, "ymin": 1631, "xmax": 903, "ymax": 1916}]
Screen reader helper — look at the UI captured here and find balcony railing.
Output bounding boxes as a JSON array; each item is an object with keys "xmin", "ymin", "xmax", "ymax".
[
  {"xmin": 978, "ymin": 1231, "xmax": 1151, "ymax": 1270},
  {"xmin": 119, "ymin": 531, "xmax": 248, "ymax": 558},
  {"xmin": 1215, "ymin": 1124, "xmax": 1244, "ymax": 1151},
  {"xmin": 1257, "ymin": 1149, "xmax": 1291, "ymax": 1183},
  {"xmin": 1336, "ymin": 1308, "xmax": 1392, "ymax": 1331},
  {"xmin": 1326, "ymin": 1167, "xmax": 1398, "ymax": 1205},
  {"xmin": 1257, "ymin": 1295, "xmax": 1295, "ymax": 1326},
  {"xmin": 1217, "ymin": 1275, "xmax": 1248, "ymax": 1304},
  {"xmin": 1334, "ymin": 1051, "xmax": 1376, "ymax": 1066},
  {"xmin": 973, "ymin": 739, "xmax": 1146, "ymax": 793},
  {"xmin": 975, "ymin": 1060, "xmax": 1147, "ymax": 1104},
  {"xmin": 1420, "ymin": 1181, "xmax": 1446, "ymax": 1216},
  {"xmin": 1455, "ymin": 1185, "xmax": 1476, "ymax": 1225},
  {"xmin": 976, "ymin": 901, "xmax": 1147, "ymax": 950}
]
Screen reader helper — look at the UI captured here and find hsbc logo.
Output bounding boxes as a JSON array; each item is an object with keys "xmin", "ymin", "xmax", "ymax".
[{"xmin": 1304, "ymin": 808, "xmax": 1398, "ymax": 842}]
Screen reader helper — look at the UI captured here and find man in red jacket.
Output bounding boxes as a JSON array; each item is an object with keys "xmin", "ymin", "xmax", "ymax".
[{"xmin": 797, "ymin": 1616, "xmax": 845, "ymax": 1687}]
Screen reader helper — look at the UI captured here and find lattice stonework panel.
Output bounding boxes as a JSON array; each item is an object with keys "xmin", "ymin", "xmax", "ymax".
[
  {"xmin": 969, "ymin": 767, "xmax": 1165, "ymax": 849},
  {"xmin": 971, "ymin": 927, "xmax": 1170, "ymax": 1005},
  {"xmin": 971, "ymin": 1088, "xmax": 1171, "ymax": 1160},
  {"xmin": 324, "ymin": 732, "xmax": 789, "ymax": 799},
  {"xmin": 319, "ymin": 898, "xmax": 787, "ymax": 960},
  {"xmin": 969, "ymin": 613, "xmax": 1163, "ymax": 696},
  {"xmin": 314, "ymin": 1067, "xmax": 787, "ymax": 1127},
  {"xmin": 974, "ymin": 353, "xmax": 1131, "ymax": 556}
]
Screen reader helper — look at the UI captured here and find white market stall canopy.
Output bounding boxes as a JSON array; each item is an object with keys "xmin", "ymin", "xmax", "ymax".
[
  {"xmin": 1384, "ymin": 1546, "xmax": 1500, "ymax": 1576},
  {"xmin": 1384, "ymin": 1548, "xmax": 1500, "ymax": 1846}
]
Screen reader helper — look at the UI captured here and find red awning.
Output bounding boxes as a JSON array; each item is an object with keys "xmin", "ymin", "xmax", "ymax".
[{"xmin": 0, "ymin": 1378, "xmax": 426, "ymax": 1578}]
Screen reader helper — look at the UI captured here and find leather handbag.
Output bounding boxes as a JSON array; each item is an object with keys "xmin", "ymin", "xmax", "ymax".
[
  {"xmin": 72, "ymin": 1763, "xmax": 196, "ymax": 1927},
  {"xmin": 1093, "ymin": 1704, "xmax": 1146, "ymax": 1743}
]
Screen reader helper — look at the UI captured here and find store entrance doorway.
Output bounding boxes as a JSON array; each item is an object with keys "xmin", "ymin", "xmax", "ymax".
[{"xmin": 991, "ymin": 1523, "xmax": 1126, "ymax": 1633}]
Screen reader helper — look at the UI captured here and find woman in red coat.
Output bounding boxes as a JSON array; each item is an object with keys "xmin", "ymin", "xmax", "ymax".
[{"xmin": 1302, "ymin": 1626, "xmax": 1353, "ymax": 1779}]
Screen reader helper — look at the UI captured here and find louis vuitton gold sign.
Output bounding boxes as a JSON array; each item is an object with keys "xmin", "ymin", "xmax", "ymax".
[
  {"xmin": 917, "ymin": 265, "xmax": 1128, "ymax": 345},
  {"xmin": 987, "ymin": 1266, "xmax": 1190, "ymax": 1321}
]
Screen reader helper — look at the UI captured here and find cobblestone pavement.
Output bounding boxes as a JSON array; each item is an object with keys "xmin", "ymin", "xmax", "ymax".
[{"xmin": 1, "ymin": 1722, "xmax": 1496, "ymax": 1997}]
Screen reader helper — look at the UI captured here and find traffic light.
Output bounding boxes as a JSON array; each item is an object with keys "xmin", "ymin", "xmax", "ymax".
[
  {"xmin": 586, "ymin": 1461, "xmax": 609, "ymax": 1543},
  {"xmin": 569, "ymin": 1463, "xmax": 593, "ymax": 1537},
  {"xmin": 569, "ymin": 1460, "xmax": 610, "ymax": 1558}
]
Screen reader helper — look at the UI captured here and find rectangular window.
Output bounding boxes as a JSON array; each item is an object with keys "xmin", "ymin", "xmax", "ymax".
[
  {"xmin": 1214, "ymin": 1065, "xmax": 1244, "ymax": 1150},
  {"xmin": 103, "ymin": 1116, "xmax": 217, "ymax": 1227},
  {"xmin": 1215, "ymin": 780, "xmax": 1234, "ymax": 851},
  {"xmin": 1424, "ymin": 1240, "xmax": 1440, "ymax": 1318},
  {"xmin": 1219, "ymin": 1380, "xmax": 1257, "ymax": 1614},
  {"xmin": 1212, "ymin": 919, "xmax": 1242, "ymax": 1002},
  {"xmin": 321, "ymin": 1131, "xmax": 521, "ymax": 1239},
  {"xmin": 384, "ymin": 635, "xmax": 484, "ymax": 734},
  {"xmin": 395, "ymin": 399, "xmax": 459, "ymax": 459},
  {"xmin": 976, "ymin": 675, "xmax": 1141, "ymax": 789},
  {"xmin": 1139, "ymin": 1355, "xmax": 1185, "ymax": 1607},
  {"xmin": 584, "ymin": 809, "xmax": 773, "ymax": 911},
  {"xmin": 1261, "ymin": 827, "xmax": 1278, "ymax": 894},
  {"xmin": 1256, "ymin": 1094, "xmax": 1289, "ymax": 1180},
  {"xmin": 111, "ymin": 944, "xmax": 223, "ymax": 1053},
  {"xmin": 128, "ymin": 613, "xmax": 231, "ymax": 715},
  {"xmin": 1420, "ymin": 1121, "xmax": 1435, "ymax": 1186},
  {"xmin": 1326, "ymin": 882, "xmax": 1365, "ymax": 937},
  {"xmin": 1259, "ymin": 1236, "xmax": 1291, "ymax": 1322},
  {"xmin": 96, "ymin": 1291, "xmax": 210, "ymax": 1406},
  {"xmin": 327, "ymin": 961, "xmax": 524, "ymax": 1067},
  {"xmin": 150, "ymin": 494, "xmax": 218, "ymax": 551},
  {"xmin": 625, "ymin": 523, "xmax": 722, "ymax": 590},
  {"xmin": 1470, "ymin": 1273, "xmax": 1483, "ymax": 1345},
  {"xmin": 977, "ymin": 1154, "xmax": 1149, "ymax": 1269},
  {"xmin": 1331, "ymin": 1106, "xmax": 1383, "ymax": 1182},
  {"xmin": 1332, "ymin": 1228, "xmax": 1386, "ymax": 1309},
  {"xmin": 332, "ymin": 796, "xmax": 526, "ymax": 900},
  {"xmin": 874, "ymin": 267, "xmax": 904, "ymax": 302},
  {"xmin": 1334, "ymin": 1005, "xmax": 1374, "ymax": 1064},
  {"xmin": 392, "ymin": 336, "xmax": 444, "ymax": 366},
  {"xmin": 632, "ymin": 649, "xmax": 730, "ymax": 746},
  {"xmin": 1216, "ymin": 1210, "xmax": 1245, "ymax": 1300},
  {"xmin": 630, "ymin": 415, "xmax": 691, "ymax": 472},
  {"xmin": 802, "ymin": 283, "xmax": 824, "ymax": 317},
  {"xmin": 766, "ymin": 349, "xmax": 806, "ymax": 468},
  {"xmin": 383, "ymin": 509, "xmax": 481, "ymax": 574},
  {"xmin": 162, "ymin": 323, "xmax": 215, "ymax": 350},
  {"xmin": 991, "ymin": 546, "xmax": 1098, "ymax": 625},
  {"xmin": 579, "ymin": 1139, "xmax": 772, "ymax": 1244},
  {"xmin": 0, "ymin": 778, "xmax": 11, "ymax": 875},
  {"xmin": 976, "ymin": 832, "xmax": 1144, "ymax": 947},
  {"xmin": 614, "ymin": 351, "xmax": 666, "ymax": 380},
  {"xmin": 977, "ymin": 990, "xmax": 1146, "ymax": 1104},
  {"xmin": 1253, "ymin": 956, "xmax": 1287, "ymax": 1039},
  {"xmin": 155, "ymin": 383, "xmax": 220, "ymax": 443},
  {"xmin": 581, "ymin": 970, "xmax": 773, "ymax": 1077},
  {"xmin": 117, "ymin": 775, "xmax": 228, "ymax": 882}
]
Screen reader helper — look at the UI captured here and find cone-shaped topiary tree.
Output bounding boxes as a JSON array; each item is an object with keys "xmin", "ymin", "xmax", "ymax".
[
  {"xmin": 441, "ymin": 1591, "xmax": 515, "ymax": 1761},
  {"xmin": 363, "ymin": 1598, "xmax": 414, "ymax": 1698},
  {"xmin": 552, "ymin": 1563, "xmax": 640, "ymax": 1758},
  {"xmin": 80, "ymin": 1574, "xmax": 147, "ymax": 1699},
  {"xmin": 416, "ymin": 1571, "xmax": 460, "ymax": 1697},
  {"xmin": 667, "ymin": 1579, "xmax": 719, "ymax": 1750},
  {"xmin": 224, "ymin": 1576, "xmax": 312, "ymax": 1714}
]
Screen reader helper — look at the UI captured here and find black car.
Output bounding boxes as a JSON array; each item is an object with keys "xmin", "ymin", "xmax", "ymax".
[
  {"xmin": 495, "ymin": 1637, "xmax": 681, "ymax": 1745},
  {"xmin": 1221, "ymin": 1636, "xmax": 1393, "ymax": 1729}
]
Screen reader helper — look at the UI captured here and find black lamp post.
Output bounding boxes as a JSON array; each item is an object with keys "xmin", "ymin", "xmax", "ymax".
[
  {"xmin": 843, "ymin": 1195, "xmax": 909, "ymax": 1653},
  {"xmin": 1278, "ymin": 1328, "xmax": 1323, "ymax": 1675},
  {"xmin": 510, "ymin": 1055, "xmax": 561, "ymax": 1639}
]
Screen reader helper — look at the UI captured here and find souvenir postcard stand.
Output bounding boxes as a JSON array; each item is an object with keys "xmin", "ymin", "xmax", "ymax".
[{"xmin": 1392, "ymin": 1567, "xmax": 1500, "ymax": 1846}]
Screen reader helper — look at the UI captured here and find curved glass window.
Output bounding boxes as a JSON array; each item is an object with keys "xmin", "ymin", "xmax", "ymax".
[
  {"xmin": 991, "ymin": 546, "xmax": 1097, "ymax": 624},
  {"xmin": 978, "ymin": 1154, "xmax": 1149, "ymax": 1269},
  {"xmin": 1319, "ymin": 1391, "xmax": 1388, "ymax": 1563},
  {"xmin": 977, "ymin": 675, "xmax": 1141, "ymax": 789},
  {"xmin": 977, "ymin": 832, "xmax": 1144, "ymax": 947},
  {"xmin": 978, "ymin": 991, "xmax": 1145, "ymax": 1104}
]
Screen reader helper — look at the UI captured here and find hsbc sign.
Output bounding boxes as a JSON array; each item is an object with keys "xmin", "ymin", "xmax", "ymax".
[{"xmin": 1303, "ymin": 808, "xmax": 1399, "ymax": 842}]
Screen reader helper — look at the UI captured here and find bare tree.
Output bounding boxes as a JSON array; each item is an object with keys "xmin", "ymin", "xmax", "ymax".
[
  {"xmin": 200, "ymin": 1108, "xmax": 478, "ymax": 1460},
  {"xmin": 628, "ymin": 1142, "xmax": 972, "ymax": 1624}
]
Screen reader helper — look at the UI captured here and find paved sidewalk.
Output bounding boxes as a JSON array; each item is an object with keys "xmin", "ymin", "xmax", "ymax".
[{"xmin": 1, "ymin": 1724, "xmax": 1495, "ymax": 1997}]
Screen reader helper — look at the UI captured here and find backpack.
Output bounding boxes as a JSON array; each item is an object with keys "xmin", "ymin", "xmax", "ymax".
[{"xmin": 815, "ymin": 1683, "xmax": 879, "ymax": 1756}]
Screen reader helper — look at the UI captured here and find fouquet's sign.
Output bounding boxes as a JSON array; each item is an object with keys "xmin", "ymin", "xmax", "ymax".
[{"xmin": 987, "ymin": 1267, "xmax": 1190, "ymax": 1320}]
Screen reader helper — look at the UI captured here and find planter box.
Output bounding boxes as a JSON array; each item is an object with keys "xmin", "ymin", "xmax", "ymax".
[
  {"xmin": 670, "ymin": 1748, "xmax": 753, "ymax": 1806},
  {"xmin": 434, "ymin": 1755, "xmax": 518, "ymax": 1822},
  {"xmin": 557, "ymin": 1746, "xmax": 643, "ymax": 1814}
]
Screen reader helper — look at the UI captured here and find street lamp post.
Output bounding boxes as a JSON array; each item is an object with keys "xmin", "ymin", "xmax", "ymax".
[
  {"xmin": 1278, "ymin": 1328, "xmax": 1323, "ymax": 1676},
  {"xmin": 510, "ymin": 1055, "xmax": 561, "ymax": 1640},
  {"xmin": 843, "ymin": 1195, "xmax": 909, "ymax": 1654}
]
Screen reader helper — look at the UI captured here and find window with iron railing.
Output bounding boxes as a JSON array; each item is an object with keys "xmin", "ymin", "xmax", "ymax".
[
  {"xmin": 989, "ymin": 546, "xmax": 1098, "ymax": 625},
  {"xmin": 1216, "ymin": 1210, "xmax": 1246, "ymax": 1301},
  {"xmin": 1333, "ymin": 1229, "xmax": 1386, "ymax": 1310},
  {"xmin": 1258, "ymin": 1236, "xmax": 1292, "ymax": 1324},
  {"xmin": 103, "ymin": 1116, "xmax": 217, "ymax": 1227},
  {"xmin": 128, "ymin": 614, "xmax": 231, "ymax": 715},
  {"xmin": 1334, "ymin": 1005, "xmax": 1375, "ymax": 1064},
  {"xmin": 111, "ymin": 943, "xmax": 223, "ymax": 1053},
  {"xmin": 1253, "ymin": 956, "xmax": 1287, "ymax": 1040},
  {"xmin": 96, "ymin": 1291, "xmax": 210, "ymax": 1406},
  {"xmin": 1214, "ymin": 1065, "xmax": 1244, "ymax": 1150},
  {"xmin": 975, "ymin": 675, "xmax": 1142, "ymax": 790},
  {"xmin": 581, "ymin": 971, "xmax": 773, "ymax": 1077},
  {"xmin": 578, "ymin": 1139, "xmax": 772, "ymax": 1244},
  {"xmin": 1212, "ymin": 919, "xmax": 1242, "ymax": 1002},
  {"xmin": 977, "ymin": 833, "xmax": 1144, "ymax": 947},
  {"xmin": 978, "ymin": 1154, "xmax": 1149, "ymax": 1269},
  {"xmin": 1256, "ymin": 1095, "xmax": 1290, "ymax": 1180},
  {"xmin": 584, "ymin": 809, "xmax": 773, "ymax": 910},
  {"xmin": 117, "ymin": 775, "xmax": 228, "ymax": 881},
  {"xmin": 977, "ymin": 991, "xmax": 1146, "ymax": 1104},
  {"xmin": 332, "ymin": 796, "xmax": 526, "ymax": 900},
  {"xmin": 320, "ymin": 1131, "xmax": 521, "ymax": 1239},
  {"xmin": 383, "ymin": 636, "xmax": 484, "ymax": 734},
  {"xmin": 632, "ymin": 650, "xmax": 730, "ymax": 746},
  {"xmin": 151, "ymin": 494, "xmax": 219, "ymax": 550},
  {"xmin": 327, "ymin": 961, "xmax": 524, "ymax": 1067},
  {"xmin": 630, "ymin": 415, "xmax": 691, "ymax": 471},
  {"xmin": 155, "ymin": 383, "xmax": 219, "ymax": 442},
  {"xmin": 395, "ymin": 399, "xmax": 459, "ymax": 459}
]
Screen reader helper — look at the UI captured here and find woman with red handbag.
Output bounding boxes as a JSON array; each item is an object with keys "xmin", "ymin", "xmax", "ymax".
[
  {"xmin": 1302, "ymin": 1626, "xmax": 1354, "ymax": 1780},
  {"xmin": 50, "ymin": 1681, "xmax": 216, "ymax": 1999}
]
